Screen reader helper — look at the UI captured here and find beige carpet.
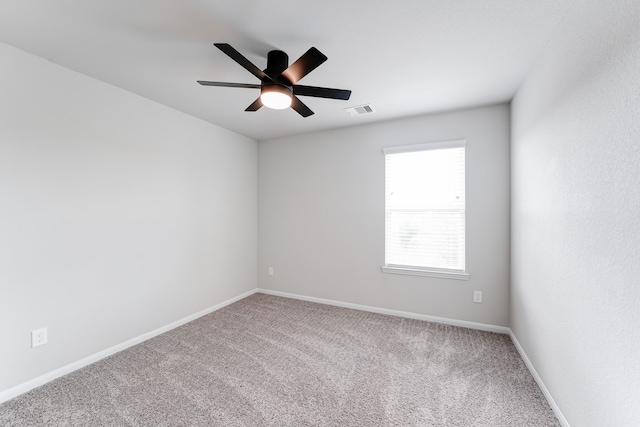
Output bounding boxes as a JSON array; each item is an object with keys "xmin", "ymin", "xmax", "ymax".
[{"xmin": 0, "ymin": 293, "xmax": 560, "ymax": 426}]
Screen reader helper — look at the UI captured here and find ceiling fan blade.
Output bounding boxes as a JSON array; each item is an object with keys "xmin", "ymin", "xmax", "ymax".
[
  {"xmin": 197, "ymin": 81, "xmax": 261, "ymax": 89},
  {"xmin": 214, "ymin": 43, "xmax": 272, "ymax": 82},
  {"xmin": 245, "ymin": 97, "xmax": 263, "ymax": 112},
  {"xmin": 293, "ymin": 85, "xmax": 351, "ymax": 100},
  {"xmin": 281, "ymin": 47, "xmax": 327, "ymax": 84},
  {"xmin": 290, "ymin": 96, "xmax": 314, "ymax": 117}
]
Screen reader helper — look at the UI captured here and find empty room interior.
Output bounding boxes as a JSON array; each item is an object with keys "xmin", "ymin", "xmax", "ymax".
[{"xmin": 1, "ymin": 1, "xmax": 638, "ymax": 426}]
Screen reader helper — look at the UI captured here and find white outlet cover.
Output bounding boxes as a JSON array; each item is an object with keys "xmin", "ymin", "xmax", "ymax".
[
  {"xmin": 473, "ymin": 291, "xmax": 483, "ymax": 303},
  {"xmin": 32, "ymin": 327, "xmax": 48, "ymax": 348}
]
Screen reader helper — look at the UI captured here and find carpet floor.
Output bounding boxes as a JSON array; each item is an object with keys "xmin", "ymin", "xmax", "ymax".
[{"xmin": 0, "ymin": 293, "xmax": 560, "ymax": 426}]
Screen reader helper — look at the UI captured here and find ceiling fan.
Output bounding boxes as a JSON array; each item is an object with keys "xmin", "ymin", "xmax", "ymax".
[{"xmin": 197, "ymin": 43, "xmax": 352, "ymax": 117}]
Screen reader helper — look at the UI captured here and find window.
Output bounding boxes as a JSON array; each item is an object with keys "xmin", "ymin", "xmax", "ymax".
[{"xmin": 382, "ymin": 140, "xmax": 468, "ymax": 280}]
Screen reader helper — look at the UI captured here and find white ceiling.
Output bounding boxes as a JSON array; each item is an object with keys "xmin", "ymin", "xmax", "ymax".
[{"xmin": 0, "ymin": 1, "xmax": 574, "ymax": 141}]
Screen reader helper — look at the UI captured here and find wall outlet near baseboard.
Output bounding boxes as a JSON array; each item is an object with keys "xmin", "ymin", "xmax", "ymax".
[
  {"xmin": 268, "ymin": 267, "xmax": 273, "ymax": 276},
  {"xmin": 32, "ymin": 327, "xmax": 48, "ymax": 348},
  {"xmin": 473, "ymin": 291, "xmax": 483, "ymax": 303}
]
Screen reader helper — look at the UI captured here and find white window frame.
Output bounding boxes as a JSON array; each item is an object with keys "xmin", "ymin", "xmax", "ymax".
[{"xmin": 381, "ymin": 140, "xmax": 469, "ymax": 280}]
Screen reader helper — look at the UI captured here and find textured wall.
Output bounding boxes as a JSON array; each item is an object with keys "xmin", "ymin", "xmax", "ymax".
[
  {"xmin": 510, "ymin": 1, "xmax": 640, "ymax": 425},
  {"xmin": 258, "ymin": 104, "xmax": 510, "ymax": 327},
  {"xmin": 0, "ymin": 43, "xmax": 257, "ymax": 393}
]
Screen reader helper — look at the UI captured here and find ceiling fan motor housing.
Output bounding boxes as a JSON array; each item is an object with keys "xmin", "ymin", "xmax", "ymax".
[
  {"xmin": 262, "ymin": 50, "xmax": 293, "ymax": 103},
  {"xmin": 265, "ymin": 50, "xmax": 290, "ymax": 82}
]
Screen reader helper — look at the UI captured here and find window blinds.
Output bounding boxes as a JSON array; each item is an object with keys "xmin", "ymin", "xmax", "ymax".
[{"xmin": 384, "ymin": 140, "xmax": 466, "ymax": 273}]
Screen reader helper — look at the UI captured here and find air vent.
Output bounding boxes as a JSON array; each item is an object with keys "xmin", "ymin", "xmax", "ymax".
[{"xmin": 344, "ymin": 104, "xmax": 376, "ymax": 117}]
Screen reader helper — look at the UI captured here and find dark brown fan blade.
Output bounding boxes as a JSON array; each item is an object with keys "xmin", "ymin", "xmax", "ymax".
[
  {"xmin": 293, "ymin": 85, "xmax": 351, "ymax": 100},
  {"xmin": 214, "ymin": 43, "xmax": 272, "ymax": 82},
  {"xmin": 245, "ymin": 97, "xmax": 263, "ymax": 112},
  {"xmin": 197, "ymin": 81, "xmax": 261, "ymax": 89},
  {"xmin": 281, "ymin": 47, "xmax": 327, "ymax": 84},
  {"xmin": 290, "ymin": 96, "xmax": 314, "ymax": 117}
]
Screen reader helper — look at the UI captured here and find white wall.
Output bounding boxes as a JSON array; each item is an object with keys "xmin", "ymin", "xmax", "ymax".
[
  {"xmin": 258, "ymin": 104, "xmax": 510, "ymax": 326},
  {"xmin": 0, "ymin": 42, "xmax": 257, "ymax": 393},
  {"xmin": 511, "ymin": 1, "xmax": 640, "ymax": 425}
]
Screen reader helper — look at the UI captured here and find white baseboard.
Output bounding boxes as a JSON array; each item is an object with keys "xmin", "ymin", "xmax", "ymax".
[
  {"xmin": 259, "ymin": 289, "xmax": 567, "ymax": 425},
  {"xmin": 508, "ymin": 331, "xmax": 570, "ymax": 427},
  {"xmin": 256, "ymin": 288, "xmax": 510, "ymax": 334},
  {"xmin": 2, "ymin": 286, "xmax": 568, "ymax": 427},
  {"xmin": 0, "ymin": 288, "xmax": 258, "ymax": 404}
]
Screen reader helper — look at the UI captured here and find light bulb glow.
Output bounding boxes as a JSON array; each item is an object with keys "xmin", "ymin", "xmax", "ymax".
[{"xmin": 260, "ymin": 85, "xmax": 292, "ymax": 109}]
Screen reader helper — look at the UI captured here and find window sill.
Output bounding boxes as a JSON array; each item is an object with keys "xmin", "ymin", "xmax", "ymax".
[{"xmin": 381, "ymin": 265, "xmax": 469, "ymax": 280}]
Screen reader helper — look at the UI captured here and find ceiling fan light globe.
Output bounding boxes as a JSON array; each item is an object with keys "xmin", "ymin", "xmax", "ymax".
[{"xmin": 261, "ymin": 85, "xmax": 292, "ymax": 109}]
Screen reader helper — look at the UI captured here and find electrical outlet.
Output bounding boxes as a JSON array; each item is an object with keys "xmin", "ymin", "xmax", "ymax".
[
  {"xmin": 473, "ymin": 291, "xmax": 482, "ymax": 303},
  {"xmin": 32, "ymin": 327, "xmax": 48, "ymax": 348},
  {"xmin": 268, "ymin": 267, "xmax": 274, "ymax": 276}
]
